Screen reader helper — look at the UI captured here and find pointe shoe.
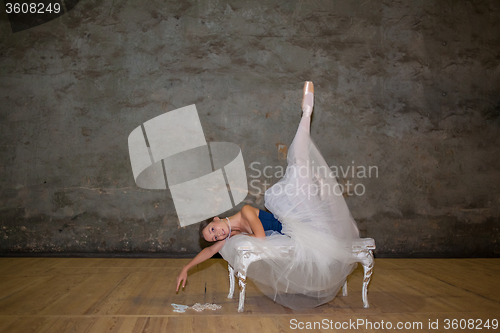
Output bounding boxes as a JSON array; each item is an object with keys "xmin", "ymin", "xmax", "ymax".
[{"xmin": 302, "ymin": 81, "xmax": 314, "ymax": 116}]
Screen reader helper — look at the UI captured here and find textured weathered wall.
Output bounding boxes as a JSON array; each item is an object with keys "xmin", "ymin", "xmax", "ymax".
[{"xmin": 1, "ymin": 0, "xmax": 499, "ymax": 257}]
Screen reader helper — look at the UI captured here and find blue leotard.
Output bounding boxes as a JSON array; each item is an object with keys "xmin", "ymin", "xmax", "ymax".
[{"xmin": 258, "ymin": 210, "xmax": 283, "ymax": 234}]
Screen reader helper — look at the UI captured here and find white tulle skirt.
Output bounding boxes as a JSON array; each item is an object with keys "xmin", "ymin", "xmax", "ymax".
[{"xmin": 219, "ymin": 113, "xmax": 360, "ymax": 310}]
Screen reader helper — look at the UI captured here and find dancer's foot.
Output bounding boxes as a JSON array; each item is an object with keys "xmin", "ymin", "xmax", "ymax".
[{"xmin": 302, "ymin": 81, "xmax": 314, "ymax": 116}]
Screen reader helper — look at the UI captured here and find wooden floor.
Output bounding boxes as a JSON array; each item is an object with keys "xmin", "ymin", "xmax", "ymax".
[{"xmin": 0, "ymin": 258, "xmax": 498, "ymax": 333}]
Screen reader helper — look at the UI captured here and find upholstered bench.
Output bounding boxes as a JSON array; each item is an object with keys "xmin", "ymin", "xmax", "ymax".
[{"xmin": 226, "ymin": 238, "xmax": 375, "ymax": 312}]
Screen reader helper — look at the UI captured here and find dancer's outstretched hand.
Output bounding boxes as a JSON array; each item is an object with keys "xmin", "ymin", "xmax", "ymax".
[{"xmin": 176, "ymin": 268, "xmax": 188, "ymax": 291}]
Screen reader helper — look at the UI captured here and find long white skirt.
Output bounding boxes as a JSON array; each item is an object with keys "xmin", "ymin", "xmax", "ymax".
[{"xmin": 219, "ymin": 112, "xmax": 360, "ymax": 310}]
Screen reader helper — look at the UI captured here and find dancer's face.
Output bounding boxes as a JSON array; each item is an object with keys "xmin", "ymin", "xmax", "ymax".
[{"xmin": 202, "ymin": 217, "xmax": 229, "ymax": 242}]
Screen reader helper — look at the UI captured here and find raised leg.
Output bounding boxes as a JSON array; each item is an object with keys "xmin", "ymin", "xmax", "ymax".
[
  {"xmin": 227, "ymin": 264, "xmax": 235, "ymax": 299},
  {"xmin": 302, "ymin": 81, "xmax": 314, "ymax": 117},
  {"xmin": 361, "ymin": 250, "xmax": 374, "ymax": 308},
  {"xmin": 289, "ymin": 82, "xmax": 313, "ymax": 163},
  {"xmin": 237, "ymin": 272, "xmax": 247, "ymax": 313}
]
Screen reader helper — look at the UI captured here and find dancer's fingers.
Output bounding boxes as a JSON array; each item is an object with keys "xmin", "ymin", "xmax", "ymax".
[{"xmin": 176, "ymin": 276, "xmax": 183, "ymax": 291}]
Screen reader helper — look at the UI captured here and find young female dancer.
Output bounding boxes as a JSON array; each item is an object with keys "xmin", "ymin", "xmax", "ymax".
[
  {"xmin": 176, "ymin": 206, "xmax": 284, "ymax": 291},
  {"xmin": 176, "ymin": 82, "xmax": 360, "ymax": 310}
]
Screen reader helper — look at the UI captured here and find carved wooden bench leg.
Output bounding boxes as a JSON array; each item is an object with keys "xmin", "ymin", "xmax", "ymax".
[
  {"xmin": 361, "ymin": 250, "xmax": 374, "ymax": 308},
  {"xmin": 342, "ymin": 280, "xmax": 348, "ymax": 296},
  {"xmin": 227, "ymin": 265, "xmax": 235, "ymax": 299},
  {"xmin": 237, "ymin": 272, "xmax": 247, "ymax": 313},
  {"xmin": 227, "ymin": 263, "xmax": 246, "ymax": 312}
]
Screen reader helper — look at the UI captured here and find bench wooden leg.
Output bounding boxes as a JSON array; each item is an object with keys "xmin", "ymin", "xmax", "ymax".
[
  {"xmin": 237, "ymin": 272, "xmax": 247, "ymax": 312},
  {"xmin": 361, "ymin": 250, "xmax": 374, "ymax": 308},
  {"xmin": 227, "ymin": 265, "xmax": 235, "ymax": 299},
  {"xmin": 342, "ymin": 280, "xmax": 348, "ymax": 296}
]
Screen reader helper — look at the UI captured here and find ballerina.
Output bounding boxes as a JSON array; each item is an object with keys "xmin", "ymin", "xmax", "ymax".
[
  {"xmin": 175, "ymin": 202, "xmax": 285, "ymax": 291},
  {"xmin": 176, "ymin": 82, "xmax": 360, "ymax": 310}
]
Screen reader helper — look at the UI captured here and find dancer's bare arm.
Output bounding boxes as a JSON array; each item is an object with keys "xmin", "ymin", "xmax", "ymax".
[{"xmin": 176, "ymin": 240, "xmax": 225, "ymax": 291}]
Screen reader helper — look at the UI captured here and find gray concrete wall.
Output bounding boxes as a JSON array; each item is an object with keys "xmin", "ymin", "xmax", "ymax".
[{"xmin": 1, "ymin": 0, "xmax": 499, "ymax": 257}]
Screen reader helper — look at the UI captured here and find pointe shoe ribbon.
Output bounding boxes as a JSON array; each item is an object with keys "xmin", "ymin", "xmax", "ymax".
[{"xmin": 302, "ymin": 81, "xmax": 314, "ymax": 116}]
